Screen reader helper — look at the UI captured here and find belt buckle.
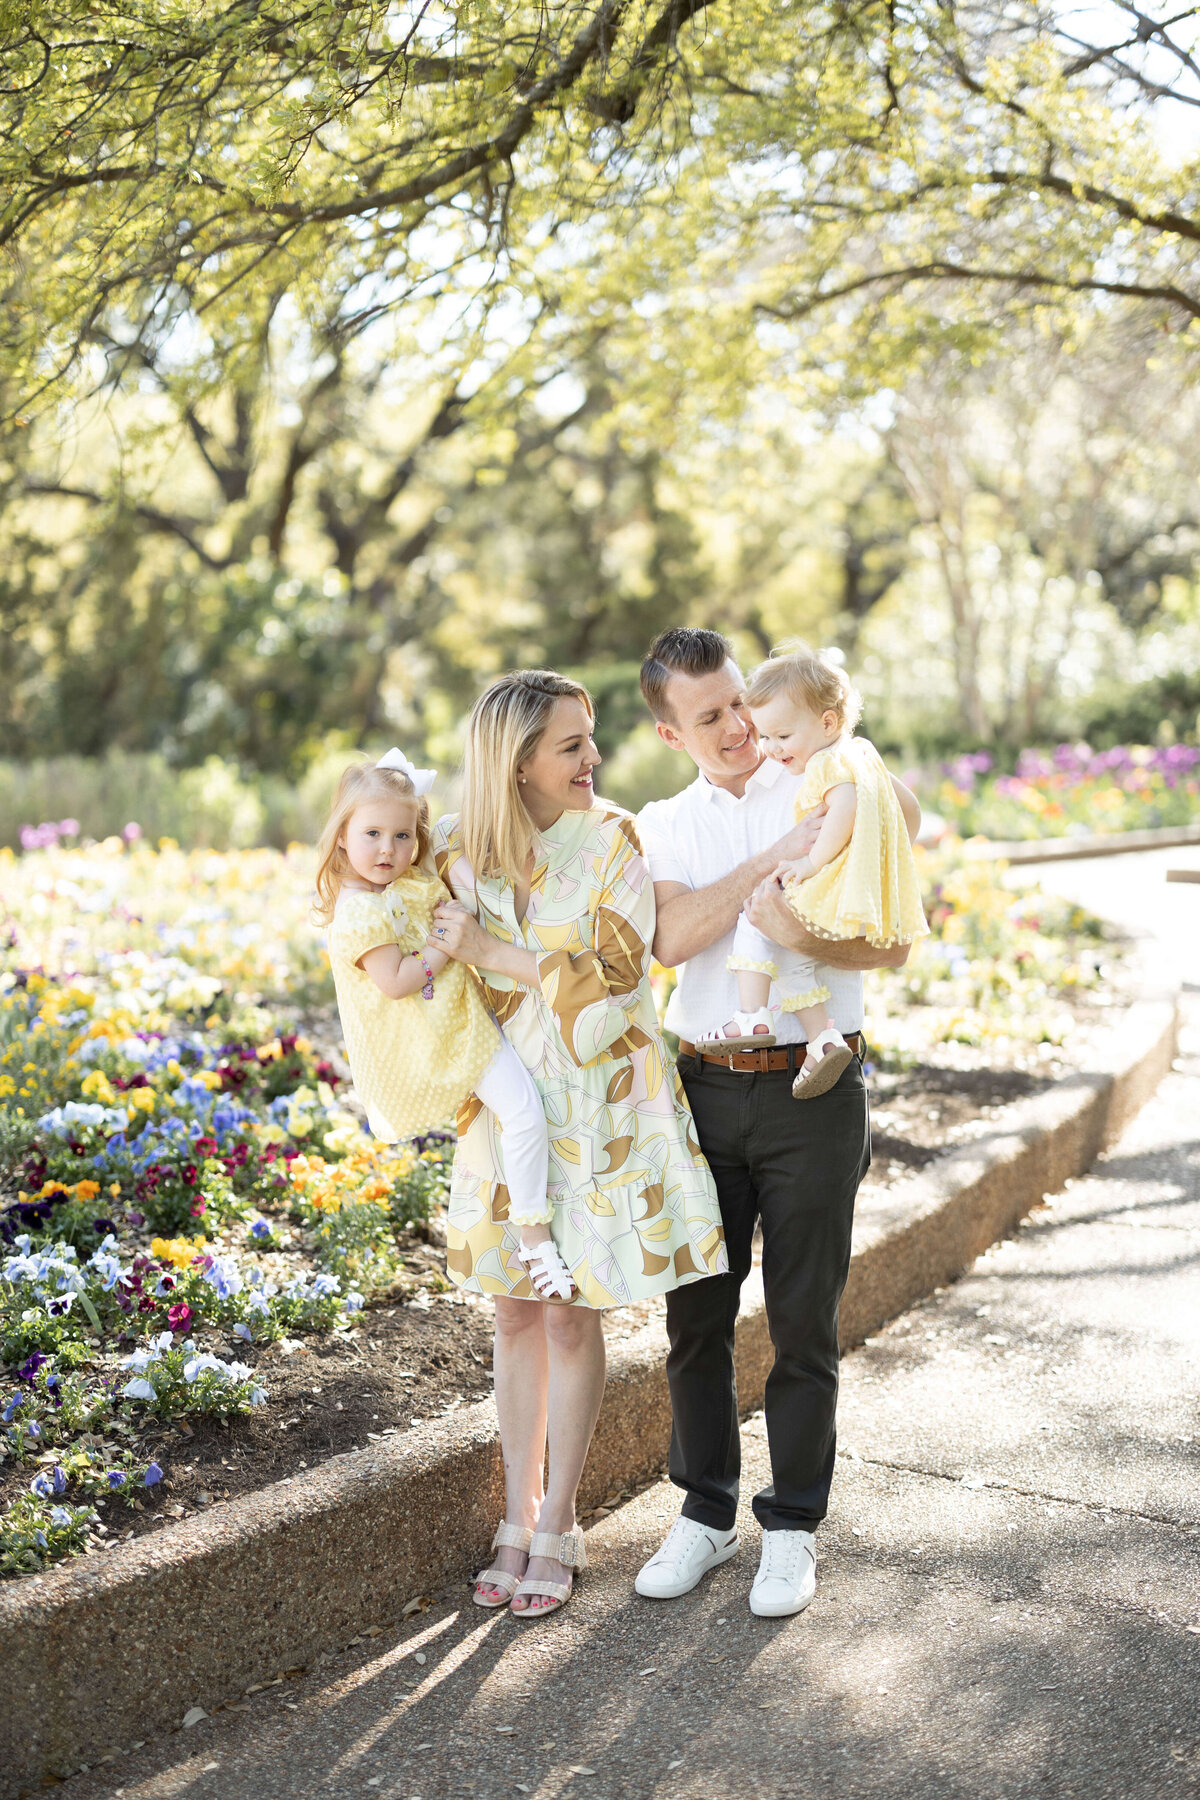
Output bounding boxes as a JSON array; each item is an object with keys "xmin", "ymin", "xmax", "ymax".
[{"xmin": 723, "ymin": 1048, "xmax": 758, "ymax": 1074}]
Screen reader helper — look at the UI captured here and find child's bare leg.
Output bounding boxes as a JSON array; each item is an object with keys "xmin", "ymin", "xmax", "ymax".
[
  {"xmin": 732, "ymin": 968, "xmax": 772, "ymax": 1032},
  {"xmin": 796, "ymin": 1000, "xmax": 837, "ymax": 1069}
]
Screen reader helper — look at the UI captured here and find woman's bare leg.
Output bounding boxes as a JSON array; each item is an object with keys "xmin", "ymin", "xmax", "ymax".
[
  {"xmin": 511, "ymin": 1305, "xmax": 606, "ymax": 1613},
  {"xmin": 477, "ymin": 1295, "xmax": 549, "ymax": 1603}
]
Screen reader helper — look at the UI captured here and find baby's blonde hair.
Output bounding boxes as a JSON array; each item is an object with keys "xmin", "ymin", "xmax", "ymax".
[
  {"xmin": 313, "ymin": 763, "xmax": 431, "ymax": 925},
  {"xmin": 461, "ymin": 669, "xmax": 594, "ymax": 884},
  {"xmin": 744, "ymin": 642, "xmax": 863, "ymax": 734}
]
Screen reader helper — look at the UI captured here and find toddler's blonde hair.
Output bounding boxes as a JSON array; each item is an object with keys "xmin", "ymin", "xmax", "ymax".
[
  {"xmin": 461, "ymin": 669, "xmax": 594, "ymax": 884},
  {"xmin": 313, "ymin": 763, "xmax": 431, "ymax": 925},
  {"xmin": 745, "ymin": 642, "xmax": 863, "ymax": 734}
]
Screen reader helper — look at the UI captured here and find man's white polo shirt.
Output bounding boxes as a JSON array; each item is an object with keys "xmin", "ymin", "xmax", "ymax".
[{"xmin": 636, "ymin": 755, "xmax": 865, "ymax": 1047}]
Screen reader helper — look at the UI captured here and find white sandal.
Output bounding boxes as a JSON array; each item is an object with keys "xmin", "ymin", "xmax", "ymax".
[
  {"xmin": 698, "ymin": 1007, "xmax": 778, "ymax": 1050},
  {"xmin": 473, "ymin": 1520, "xmax": 533, "ymax": 1609},
  {"xmin": 516, "ymin": 1237, "xmax": 577, "ymax": 1303},
  {"xmin": 510, "ymin": 1528, "xmax": 588, "ymax": 1619},
  {"xmin": 791, "ymin": 1027, "xmax": 854, "ymax": 1099}
]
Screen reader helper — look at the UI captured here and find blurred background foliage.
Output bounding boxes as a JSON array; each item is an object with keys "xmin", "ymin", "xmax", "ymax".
[{"xmin": 3, "ymin": 1, "xmax": 1200, "ymax": 840}]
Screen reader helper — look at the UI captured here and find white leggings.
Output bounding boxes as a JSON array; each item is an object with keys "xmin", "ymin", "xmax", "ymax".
[{"xmin": 473, "ymin": 1033, "xmax": 551, "ymax": 1226}]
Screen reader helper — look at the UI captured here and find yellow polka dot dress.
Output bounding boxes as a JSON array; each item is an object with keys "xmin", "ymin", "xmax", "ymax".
[
  {"xmin": 784, "ymin": 737, "xmax": 929, "ymax": 949},
  {"xmin": 328, "ymin": 871, "xmax": 497, "ymax": 1142}
]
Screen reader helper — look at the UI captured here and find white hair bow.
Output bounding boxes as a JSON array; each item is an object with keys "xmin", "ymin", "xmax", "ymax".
[{"xmin": 375, "ymin": 747, "xmax": 437, "ymax": 795}]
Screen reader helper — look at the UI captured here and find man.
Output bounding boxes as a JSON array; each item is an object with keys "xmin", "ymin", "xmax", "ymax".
[{"xmin": 633, "ymin": 627, "xmax": 919, "ymax": 1618}]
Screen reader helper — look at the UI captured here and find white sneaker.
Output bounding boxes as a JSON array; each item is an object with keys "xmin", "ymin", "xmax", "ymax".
[
  {"xmin": 635, "ymin": 1516, "xmax": 740, "ymax": 1599},
  {"xmin": 748, "ymin": 1528, "xmax": 817, "ymax": 1617}
]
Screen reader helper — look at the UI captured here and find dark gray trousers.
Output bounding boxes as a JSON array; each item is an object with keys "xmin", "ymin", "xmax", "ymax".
[{"xmin": 666, "ymin": 1051, "xmax": 870, "ymax": 1534}]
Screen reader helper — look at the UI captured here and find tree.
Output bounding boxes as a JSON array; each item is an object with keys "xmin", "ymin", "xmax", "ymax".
[
  {"xmin": 0, "ymin": 0, "xmax": 711, "ymax": 406},
  {"xmin": 879, "ymin": 314, "xmax": 1200, "ymax": 743},
  {"xmin": 6, "ymin": 0, "xmax": 1200, "ymax": 418}
]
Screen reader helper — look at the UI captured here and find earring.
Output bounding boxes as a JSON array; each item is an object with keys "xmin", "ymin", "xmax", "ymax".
[{"xmin": 518, "ymin": 776, "xmax": 526, "ymax": 784}]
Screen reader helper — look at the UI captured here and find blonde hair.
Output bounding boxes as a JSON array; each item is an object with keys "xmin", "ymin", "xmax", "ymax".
[
  {"xmin": 461, "ymin": 669, "xmax": 594, "ymax": 884},
  {"xmin": 745, "ymin": 642, "xmax": 863, "ymax": 734},
  {"xmin": 313, "ymin": 763, "xmax": 431, "ymax": 925}
]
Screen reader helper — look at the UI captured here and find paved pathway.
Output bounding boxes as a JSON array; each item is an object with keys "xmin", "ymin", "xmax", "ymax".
[{"xmin": 71, "ymin": 990, "xmax": 1200, "ymax": 1800}]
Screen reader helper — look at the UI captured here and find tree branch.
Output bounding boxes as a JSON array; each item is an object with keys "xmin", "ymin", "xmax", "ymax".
[{"xmin": 759, "ymin": 259, "xmax": 1200, "ymax": 323}]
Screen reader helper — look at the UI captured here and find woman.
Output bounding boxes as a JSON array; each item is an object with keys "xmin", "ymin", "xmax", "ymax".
[{"xmin": 427, "ymin": 669, "xmax": 727, "ymax": 1618}]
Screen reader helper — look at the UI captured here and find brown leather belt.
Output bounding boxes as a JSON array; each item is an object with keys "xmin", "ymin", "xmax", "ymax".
[{"xmin": 678, "ymin": 1033, "xmax": 864, "ymax": 1074}]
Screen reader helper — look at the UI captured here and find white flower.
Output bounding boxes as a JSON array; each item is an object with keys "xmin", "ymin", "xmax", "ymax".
[{"xmin": 122, "ymin": 1377, "xmax": 158, "ymax": 1401}]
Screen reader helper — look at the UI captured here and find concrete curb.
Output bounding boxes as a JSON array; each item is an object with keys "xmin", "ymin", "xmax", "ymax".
[
  {"xmin": 964, "ymin": 823, "xmax": 1200, "ymax": 865},
  {"xmin": 0, "ymin": 996, "xmax": 1178, "ymax": 1795}
]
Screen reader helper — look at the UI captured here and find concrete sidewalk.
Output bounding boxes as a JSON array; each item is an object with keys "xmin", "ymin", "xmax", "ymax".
[{"xmin": 63, "ymin": 998, "xmax": 1200, "ymax": 1800}]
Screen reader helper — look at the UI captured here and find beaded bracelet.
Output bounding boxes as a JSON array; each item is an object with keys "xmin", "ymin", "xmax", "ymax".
[{"xmin": 412, "ymin": 951, "xmax": 435, "ymax": 1000}]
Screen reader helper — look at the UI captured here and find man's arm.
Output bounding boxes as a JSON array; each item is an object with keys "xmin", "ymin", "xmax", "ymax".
[
  {"xmin": 743, "ymin": 877, "xmax": 911, "ymax": 969},
  {"xmin": 652, "ymin": 777, "xmax": 919, "ymax": 970},
  {"xmin": 741, "ymin": 778, "xmax": 922, "ymax": 969},
  {"xmin": 651, "ymin": 804, "xmax": 831, "ymax": 967}
]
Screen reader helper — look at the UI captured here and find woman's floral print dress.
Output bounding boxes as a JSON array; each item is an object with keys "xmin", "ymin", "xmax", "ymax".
[{"xmin": 431, "ymin": 805, "xmax": 727, "ymax": 1309}]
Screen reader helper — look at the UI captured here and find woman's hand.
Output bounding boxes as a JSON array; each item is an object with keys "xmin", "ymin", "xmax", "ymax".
[{"xmin": 427, "ymin": 899, "xmax": 491, "ymax": 965}]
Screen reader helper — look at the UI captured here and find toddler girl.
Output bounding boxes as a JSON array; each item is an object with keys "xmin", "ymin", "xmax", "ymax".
[
  {"xmin": 701, "ymin": 649, "xmax": 928, "ymax": 1098},
  {"xmin": 315, "ymin": 750, "xmax": 573, "ymax": 1301}
]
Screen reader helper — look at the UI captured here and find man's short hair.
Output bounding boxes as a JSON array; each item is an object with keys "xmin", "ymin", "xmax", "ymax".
[{"xmin": 640, "ymin": 627, "xmax": 735, "ymax": 722}]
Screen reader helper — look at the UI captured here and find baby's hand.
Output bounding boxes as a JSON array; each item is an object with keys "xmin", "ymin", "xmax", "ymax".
[{"xmin": 774, "ymin": 856, "xmax": 813, "ymax": 885}]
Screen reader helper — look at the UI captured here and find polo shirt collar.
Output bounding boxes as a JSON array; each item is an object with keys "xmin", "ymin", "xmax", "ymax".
[{"xmin": 697, "ymin": 754, "xmax": 786, "ymax": 803}]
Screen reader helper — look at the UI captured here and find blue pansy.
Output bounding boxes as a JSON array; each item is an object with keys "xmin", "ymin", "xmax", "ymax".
[{"xmin": 143, "ymin": 1461, "xmax": 163, "ymax": 1486}]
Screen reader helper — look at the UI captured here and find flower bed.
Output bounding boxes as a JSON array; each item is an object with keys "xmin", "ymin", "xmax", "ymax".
[
  {"xmin": 918, "ymin": 743, "xmax": 1200, "ymax": 841},
  {"xmin": 0, "ymin": 838, "xmax": 458, "ymax": 1577},
  {"xmin": 1, "ymin": 831, "xmax": 1126, "ymax": 1579}
]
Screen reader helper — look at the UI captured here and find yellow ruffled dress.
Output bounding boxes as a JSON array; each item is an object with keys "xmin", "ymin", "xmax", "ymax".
[
  {"xmin": 784, "ymin": 737, "xmax": 929, "ymax": 949},
  {"xmin": 328, "ymin": 869, "xmax": 497, "ymax": 1142}
]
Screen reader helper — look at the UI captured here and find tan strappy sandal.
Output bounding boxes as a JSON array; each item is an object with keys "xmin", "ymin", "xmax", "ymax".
[
  {"xmin": 473, "ymin": 1520, "xmax": 533, "ymax": 1609},
  {"xmin": 510, "ymin": 1527, "xmax": 588, "ymax": 1619}
]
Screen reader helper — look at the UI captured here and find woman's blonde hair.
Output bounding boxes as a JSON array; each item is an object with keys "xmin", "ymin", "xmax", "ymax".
[
  {"xmin": 312, "ymin": 763, "xmax": 431, "ymax": 925},
  {"xmin": 745, "ymin": 642, "xmax": 863, "ymax": 734},
  {"xmin": 461, "ymin": 669, "xmax": 594, "ymax": 884}
]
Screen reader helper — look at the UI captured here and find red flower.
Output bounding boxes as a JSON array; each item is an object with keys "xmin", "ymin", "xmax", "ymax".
[
  {"xmin": 181, "ymin": 1163, "xmax": 198, "ymax": 1185},
  {"xmin": 167, "ymin": 1303, "xmax": 193, "ymax": 1332},
  {"xmin": 189, "ymin": 1198, "xmax": 207, "ymax": 1217}
]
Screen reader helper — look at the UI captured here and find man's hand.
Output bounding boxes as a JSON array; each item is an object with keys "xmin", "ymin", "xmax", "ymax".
[
  {"xmin": 743, "ymin": 876, "xmax": 911, "ymax": 971},
  {"xmin": 771, "ymin": 802, "xmax": 826, "ymax": 863}
]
